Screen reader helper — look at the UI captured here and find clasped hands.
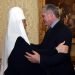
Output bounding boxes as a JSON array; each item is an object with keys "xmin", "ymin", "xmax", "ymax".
[{"xmin": 25, "ymin": 41, "xmax": 68, "ymax": 63}]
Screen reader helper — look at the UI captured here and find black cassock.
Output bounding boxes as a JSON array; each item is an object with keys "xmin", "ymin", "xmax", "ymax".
[{"xmin": 4, "ymin": 37, "xmax": 46, "ymax": 75}]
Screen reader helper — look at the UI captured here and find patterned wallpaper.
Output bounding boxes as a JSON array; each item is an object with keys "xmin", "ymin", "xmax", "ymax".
[{"xmin": 0, "ymin": 0, "xmax": 39, "ymax": 58}]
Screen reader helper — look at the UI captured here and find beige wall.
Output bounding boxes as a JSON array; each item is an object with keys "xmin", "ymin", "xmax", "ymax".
[{"xmin": 0, "ymin": 0, "xmax": 39, "ymax": 58}]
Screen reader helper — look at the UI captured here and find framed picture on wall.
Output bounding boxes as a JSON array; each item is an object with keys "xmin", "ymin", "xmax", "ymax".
[{"xmin": 58, "ymin": 0, "xmax": 75, "ymax": 43}]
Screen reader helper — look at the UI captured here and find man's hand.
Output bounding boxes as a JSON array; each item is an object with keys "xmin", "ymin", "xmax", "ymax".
[
  {"xmin": 25, "ymin": 51, "xmax": 40, "ymax": 63},
  {"xmin": 56, "ymin": 41, "xmax": 69, "ymax": 53}
]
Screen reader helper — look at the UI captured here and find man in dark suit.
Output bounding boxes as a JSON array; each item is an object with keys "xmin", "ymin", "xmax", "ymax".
[{"xmin": 25, "ymin": 4, "xmax": 75, "ymax": 75}]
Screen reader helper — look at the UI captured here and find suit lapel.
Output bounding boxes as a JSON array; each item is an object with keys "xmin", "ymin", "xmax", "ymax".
[
  {"xmin": 50, "ymin": 21, "xmax": 64, "ymax": 38},
  {"xmin": 41, "ymin": 21, "xmax": 64, "ymax": 48}
]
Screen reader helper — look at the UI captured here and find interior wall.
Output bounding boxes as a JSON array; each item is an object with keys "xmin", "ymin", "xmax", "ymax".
[{"xmin": 0, "ymin": 0, "xmax": 39, "ymax": 58}]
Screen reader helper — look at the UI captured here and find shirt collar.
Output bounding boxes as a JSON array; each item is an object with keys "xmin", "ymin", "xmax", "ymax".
[{"xmin": 51, "ymin": 19, "xmax": 60, "ymax": 28}]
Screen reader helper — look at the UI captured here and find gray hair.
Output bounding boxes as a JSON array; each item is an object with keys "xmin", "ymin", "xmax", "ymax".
[{"xmin": 43, "ymin": 4, "xmax": 59, "ymax": 18}]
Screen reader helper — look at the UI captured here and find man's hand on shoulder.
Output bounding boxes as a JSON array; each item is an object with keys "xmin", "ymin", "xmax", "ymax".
[
  {"xmin": 56, "ymin": 41, "xmax": 69, "ymax": 53},
  {"xmin": 25, "ymin": 50, "xmax": 40, "ymax": 63}
]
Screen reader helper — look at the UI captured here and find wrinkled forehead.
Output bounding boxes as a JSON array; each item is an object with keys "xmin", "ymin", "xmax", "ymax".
[{"xmin": 9, "ymin": 7, "xmax": 25, "ymax": 20}]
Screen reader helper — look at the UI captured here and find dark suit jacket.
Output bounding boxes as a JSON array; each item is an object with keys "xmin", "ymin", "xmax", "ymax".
[{"xmin": 31, "ymin": 21, "xmax": 75, "ymax": 75}]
